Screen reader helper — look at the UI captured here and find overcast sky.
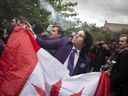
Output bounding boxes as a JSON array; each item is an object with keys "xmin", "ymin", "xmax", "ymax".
[{"xmin": 76, "ymin": 0, "xmax": 128, "ymax": 26}]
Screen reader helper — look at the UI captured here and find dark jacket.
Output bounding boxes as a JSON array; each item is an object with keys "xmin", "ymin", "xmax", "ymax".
[
  {"xmin": 55, "ymin": 42, "xmax": 91, "ymax": 76},
  {"xmin": 110, "ymin": 48, "xmax": 128, "ymax": 96}
]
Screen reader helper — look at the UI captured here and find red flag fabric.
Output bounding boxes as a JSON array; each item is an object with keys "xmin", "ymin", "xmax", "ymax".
[
  {"xmin": 50, "ymin": 80, "xmax": 62, "ymax": 96},
  {"xmin": 95, "ymin": 71, "xmax": 111, "ymax": 96},
  {"xmin": 0, "ymin": 25, "xmax": 39, "ymax": 96}
]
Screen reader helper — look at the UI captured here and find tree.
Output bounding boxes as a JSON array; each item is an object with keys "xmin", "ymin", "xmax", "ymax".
[
  {"xmin": 0, "ymin": 0, "xmax": 78, "ymax": 36},
  {"xmin": 48, "ymin": 0, "xmax": 77, "ymax": 17},
  {"xmin": 0, "ymin": 0, "xmax": 50, "ymax": 34}
]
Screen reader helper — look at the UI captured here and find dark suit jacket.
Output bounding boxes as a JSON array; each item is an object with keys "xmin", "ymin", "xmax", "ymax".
[
  {"xmin": 110, "ymin": 48, "xmax": 128, "ymax": 96},
  {"xmin": 55, "ymin": 42, "xmax": 91, "ymax": 76}
]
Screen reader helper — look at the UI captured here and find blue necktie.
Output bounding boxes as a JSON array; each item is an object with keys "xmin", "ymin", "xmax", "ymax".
[{"xmin": 68, "ymin": 49, "xmax": 77, "ymax": 76}]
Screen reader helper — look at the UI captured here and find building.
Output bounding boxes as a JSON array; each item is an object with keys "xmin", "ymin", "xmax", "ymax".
[{"xmin": 103, "ymin": 21, "xmax": 128, "ymax": 32}]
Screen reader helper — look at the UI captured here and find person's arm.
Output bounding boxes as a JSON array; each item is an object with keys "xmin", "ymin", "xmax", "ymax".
[{"xmin": 36, "ymin": 35, "xmax": 62, "ymax": 49}]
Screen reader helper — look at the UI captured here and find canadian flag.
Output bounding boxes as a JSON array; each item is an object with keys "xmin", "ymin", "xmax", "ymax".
[{"xmin": 0, "ymin": 25, "xmax": 110, "ymax": 96}]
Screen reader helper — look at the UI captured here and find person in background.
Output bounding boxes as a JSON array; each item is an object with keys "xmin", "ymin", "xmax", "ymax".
[
  {"xmin": 110, "ymin": 34, "xmax": 128, "ymax": 96},
  {"xmin": 91, "ymin": 41, "xmax": 110, "ymax": 71},
  {"xmin": 1, "ymin": 18, "xmax": 17, "ymax": 44}
]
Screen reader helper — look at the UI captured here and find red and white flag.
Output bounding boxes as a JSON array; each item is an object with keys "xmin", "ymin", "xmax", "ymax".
[{"xmin": 0, "ymin": 25, "xmax": 110, "ymax": 96}]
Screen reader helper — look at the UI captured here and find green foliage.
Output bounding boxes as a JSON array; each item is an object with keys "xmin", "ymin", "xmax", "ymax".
[
  {"xmin": 0, "ymin": 0, "xmax": 77, "ymax": 36},
  {"xmin": 48, "ymin": 0, "xmax": 77, "ymax": 17},
  {"xmin": 90, "ymin": 31, "xmax": 112, "ymax": 42},
  {"xmin": 65, "ymin": 21, "xmax": 112, "ymax": 42},
  {"xmin": 0, "ymin": 0, "xmax": 50, "ymax": 29},
  {"xmin": 0, "ymin": 0, "xmax": 111, "ymax": 42}
]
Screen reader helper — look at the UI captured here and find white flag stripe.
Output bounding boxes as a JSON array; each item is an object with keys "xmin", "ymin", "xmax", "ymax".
[
  {"xmin": 81, "ymin": 73, "xmax": 100, "ymax": 96},
  {"xmin": 37, "ymin": 48, "xmax": 70, "ymax": 84},
  {"xmin": 20, "ymin": 61, "xmax": 46, "ymax": 96},
  {"xmin": 59, "ymin": 72, "xmax": 101, "ymax": 96}
]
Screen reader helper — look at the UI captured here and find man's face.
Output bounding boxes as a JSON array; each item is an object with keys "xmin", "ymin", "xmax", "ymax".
[
  {"xmin": 119, "ymin": 36, "xmax": 128, "ymax": 49},
  {"xmin": 50, "ymin": 27, "xmax": 60, "ymax": 38},
  {"xmin": 72, "ymin": 31, "xmax": 86, "ymax": 49}
]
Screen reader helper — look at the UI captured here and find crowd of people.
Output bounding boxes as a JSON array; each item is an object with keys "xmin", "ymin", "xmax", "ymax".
[{"xmin": 0, "ymin": 17, "xmax": 128, "ymax": 96}]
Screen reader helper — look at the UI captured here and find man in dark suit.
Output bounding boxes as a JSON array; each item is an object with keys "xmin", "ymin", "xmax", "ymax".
[
  {"xmin": 37, "ymin": 30, "xmax": 93, "ymax": 76},
  {"xmin": 110, "ymin": 34, "xmax": 128, "ymax": 96}
]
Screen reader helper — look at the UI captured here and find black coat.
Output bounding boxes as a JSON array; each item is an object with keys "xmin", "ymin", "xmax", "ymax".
[
  {"xmin": 55, "ymin": 42, "xmax": 91, "ymax": 76},
  {"xmin": 110, "ymin": 48, "xmax": 128, "ymax": 96}
]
